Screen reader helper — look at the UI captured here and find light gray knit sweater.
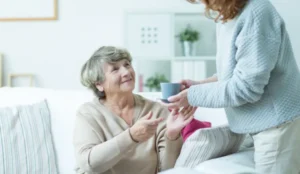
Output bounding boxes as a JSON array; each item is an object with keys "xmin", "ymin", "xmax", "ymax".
[{"xmin": 187, "ymin": 0, "xmax": 300, "ymax": 134}]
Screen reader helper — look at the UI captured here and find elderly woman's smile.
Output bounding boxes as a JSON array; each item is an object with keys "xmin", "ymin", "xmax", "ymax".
[
  {"xmin": 101, "ymin": 59, "xmax": 136, "ymax": 95},
  {"xmin": 121, "ymin": 78, "xmax": 133, "ymax": 84}
]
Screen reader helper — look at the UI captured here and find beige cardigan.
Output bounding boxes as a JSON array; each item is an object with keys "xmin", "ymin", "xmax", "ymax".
[{"xmin": 73, "ymin": 94, "xmax": 183, "ymax": 174}]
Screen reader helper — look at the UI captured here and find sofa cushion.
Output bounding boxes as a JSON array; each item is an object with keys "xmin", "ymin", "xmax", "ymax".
[
  {"xmin": 0, "ymin": 100, "xmax": 58, "ymax": 173},
  {"xmin": 0, "ymin": 87, "xmax": 94, "ymax": 174},
  {"xmin": 195, "ymin": 148, "xmax": 255, "ymax": 174},
  {"xmin": 175, "ymin": 125, "xmax": 245, "ymax": 168}
]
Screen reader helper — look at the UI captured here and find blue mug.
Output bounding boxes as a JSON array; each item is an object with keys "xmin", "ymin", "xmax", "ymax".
[{"xmin": 160, "ymin": 83, "xmax": 181, "ymax": 103}]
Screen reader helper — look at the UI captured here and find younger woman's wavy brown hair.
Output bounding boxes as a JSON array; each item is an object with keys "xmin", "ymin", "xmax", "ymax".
[{"xmin": 188, "ymin": 0, "xmax": 248, "ymax": 22}]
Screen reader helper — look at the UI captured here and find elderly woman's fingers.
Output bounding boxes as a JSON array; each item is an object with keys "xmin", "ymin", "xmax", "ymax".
[
  {"xmin": 186, "ymin": 107, "xmax": 196, "ymax": 115},
  {"xmin": 191, "ymin": 107, "xmax": 198, "ymax": 114},
  {"xmin": 145, "ymin": 117, "xmax": 164, "ymax": 126},
  {"xmin": 171, "ymin": 109, "xmax": 179, "ymax": 119},
  {"xmin": 171, "ymin": 109, "xmax": 176, "ymax": 116},
  {"xmin": 153, "ymin": 117, "xmax": 164, "ymax": 125},
  {"xmin": 142, "ymin": 111, "xmax": 153, "ymax": 120},
  {"xmin": 179, "ymin": 106, "xmax": 192, "ymax": 118},
  {"xmin": 170, "ymin": 109, "xmax": 180, "ymax": 116},
  {"xmin": 179, "ymin": 107, "xmax": 187, "ymax": 116},
  {"xmin": 183, "ymin": 114, "xmax": 194, "ymax": 126},
  {"xmin": 185, "ymin": 106, "xmax": 194, "ymax": 118},
  {"xmin": 169, "ymin": 109, "xmax": 179, "ymax": 120}
]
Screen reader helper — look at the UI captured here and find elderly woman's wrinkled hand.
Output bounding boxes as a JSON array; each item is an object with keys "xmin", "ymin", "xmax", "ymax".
[
  {"xmin": 166, "ymin": 106, "xmax": 197, "ymax": 140},
  {"xmin": 129, "ymin": 111, "xmax": 164, "ymax": 143}
]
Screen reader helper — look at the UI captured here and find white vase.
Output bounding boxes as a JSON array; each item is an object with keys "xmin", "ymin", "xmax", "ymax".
[{"xmin": 182, "ymin": 41, "xmax": 194, "ymax": 57}]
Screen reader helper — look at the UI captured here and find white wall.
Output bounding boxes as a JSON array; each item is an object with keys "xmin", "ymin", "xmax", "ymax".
[
  {"xmin": 272, "ymin": 0, "xmax": 300, "ymax": 66},
  {"xmin": 0, "ymin": 0, "xmax": 203, "ymax": 89},
  {"xmin": 0, "ymin": 0, "xmax": 299, "ymax": 89}
]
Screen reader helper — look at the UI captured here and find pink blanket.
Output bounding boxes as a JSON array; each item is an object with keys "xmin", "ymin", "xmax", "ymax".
[{"xmin": 181, "ymin": 119, "xmax": 211, "ymax": 141}]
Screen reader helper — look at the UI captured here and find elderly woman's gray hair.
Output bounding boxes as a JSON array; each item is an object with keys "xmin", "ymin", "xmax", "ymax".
[{"xmin": 81, "ymin": 46, "xmax": 132, "ymax": 98}]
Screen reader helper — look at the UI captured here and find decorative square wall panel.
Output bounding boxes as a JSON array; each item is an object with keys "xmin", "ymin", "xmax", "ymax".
[{"xmin": 125, "ymin": 14, "xmax": 172, "ymax": 58}]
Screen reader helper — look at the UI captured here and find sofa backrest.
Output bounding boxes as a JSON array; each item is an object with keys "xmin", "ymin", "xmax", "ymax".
[
  {"xmin": 0, "ymin": 87, "xmax": 228, "ymax": 173},
  {"xmin": 0, "ymin": 87, "xmax": 94, "ymax": 174}
]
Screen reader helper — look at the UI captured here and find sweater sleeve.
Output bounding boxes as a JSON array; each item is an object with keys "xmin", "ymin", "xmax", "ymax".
[
  {"xmin": 73, "ymin": 111, "xmax": 138, "ymax": 173},
  {"xmin": 156, "ymin": 107, "xmax": 183, "ymax": 172},
  {"xmin": 188, "ymin": 34, "xmax": 281, "ymax": 108}
]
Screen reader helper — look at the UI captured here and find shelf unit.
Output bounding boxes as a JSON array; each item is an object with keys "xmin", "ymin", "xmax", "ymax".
[{"xmin": 124, "ymin": 10, "xmax": 217, "ymax": 92}]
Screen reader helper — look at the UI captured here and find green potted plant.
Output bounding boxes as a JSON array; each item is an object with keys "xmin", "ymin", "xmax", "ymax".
[
  {"xmin": 177, "ymin": 24, "xmax": 199, "ymax": 56},
  {"xmin": 145, "ymin": 73, "xmax": 169, "ymax": 92}
]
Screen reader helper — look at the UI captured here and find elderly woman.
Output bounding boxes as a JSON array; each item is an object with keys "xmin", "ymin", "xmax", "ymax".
[{"xmin": 73, "ymin": 46, "xmax": 196, "ymax": 174}]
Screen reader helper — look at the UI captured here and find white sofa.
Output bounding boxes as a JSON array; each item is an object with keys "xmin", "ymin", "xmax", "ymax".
[{"xmin": 0, "ymin": 87, "xmax": 254, "ymax": 174}]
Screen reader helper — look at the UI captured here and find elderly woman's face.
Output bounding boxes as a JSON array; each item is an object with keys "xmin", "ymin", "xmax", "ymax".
[{"xmin": 100, "ymin": 59, "xmax": 135, "ymax": 96}]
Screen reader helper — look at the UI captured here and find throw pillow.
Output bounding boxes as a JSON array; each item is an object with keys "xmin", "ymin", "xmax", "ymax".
[
  {"xmin": 175, "ymin": 125, "xmax": 245, "ymax": 168},
  {"xmin": 0, "ymin": 100, "xmax": 58, "ymax": 174},
  {"xmin": 181, "ymin": 119, "xmax": 211, "ymax": 142}
]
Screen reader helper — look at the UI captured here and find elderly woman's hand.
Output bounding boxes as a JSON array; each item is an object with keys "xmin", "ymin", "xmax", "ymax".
[
  {"xmin": 129, "ymin": 111, "xmax": 164, "ymax": 143},
  {"xmin": 166, "ymin": 106, "xmax": 197, "ymax": 140}
]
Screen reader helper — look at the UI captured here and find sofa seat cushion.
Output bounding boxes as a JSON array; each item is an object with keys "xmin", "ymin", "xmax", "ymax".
[{"xmin": 175, "ymin": 125, "xmax": 245, "ymax": 168}]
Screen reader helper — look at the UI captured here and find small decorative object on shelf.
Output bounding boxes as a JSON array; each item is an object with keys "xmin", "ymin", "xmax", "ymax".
[
  {"xmin": 177, "ymin": 24, "xmax": 199, "ymax": 57},
  {"xmin": 138, "ymin": 74, "xmax": 144, "ymax": 92},
  {"xmin": 145, "ymin": 73, "xmax": 169, "ymax": 92}
]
